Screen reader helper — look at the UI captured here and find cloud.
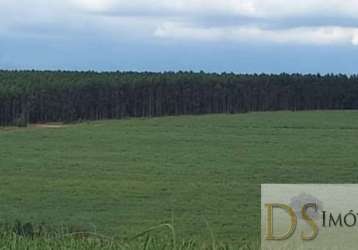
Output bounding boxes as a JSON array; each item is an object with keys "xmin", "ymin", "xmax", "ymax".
[
  {"xmin": 1, "ymin": 0, "xmax": 358, "ymax": 46},
  {"xmin": 154, "ymin": 22, "xmax": 358, "ymax": 46},
  {"xmin": 68, "ymin": 0, "xmax": 358, "ymax": 46},
  {"xmin": 71, "ymin": 0, "xmax": 114, "ymax": 12},
  {"xmin": 70, "ymin": 0, "xmax": 257, "ymax": 17},
  {"xmin": 70, "ymin": 0, "xmax": 358, "ymax": 19}
]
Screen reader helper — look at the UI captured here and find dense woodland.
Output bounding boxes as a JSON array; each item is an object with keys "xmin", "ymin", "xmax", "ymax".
[{"xmin": 0, "ymin": 70, "xmax": 358, "ymax": 126}]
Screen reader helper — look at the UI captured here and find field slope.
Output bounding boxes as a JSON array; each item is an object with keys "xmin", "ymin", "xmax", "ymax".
[{"xmin": 1, "ymin": 111, "xmax": 358, "ymax": 243}]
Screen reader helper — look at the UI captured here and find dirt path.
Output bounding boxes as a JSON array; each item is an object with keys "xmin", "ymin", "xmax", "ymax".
[
  {"xmin": 32, "ymin": 124, "xmax": 67, "ymax": 129},
  {"xmin": 0, "ymin": 124, "xmax": 68, "ymax": 131}
]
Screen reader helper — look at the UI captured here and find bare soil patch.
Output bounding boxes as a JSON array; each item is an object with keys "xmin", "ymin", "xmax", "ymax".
[{"xmin": 32, "ymin": 124, "xmax": 67, "ymax": 129}]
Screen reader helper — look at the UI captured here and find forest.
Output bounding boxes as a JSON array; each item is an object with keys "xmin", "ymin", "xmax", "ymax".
[{"xmin": 0, "ymin": 70, "xmax": 358, "ymax": 126}]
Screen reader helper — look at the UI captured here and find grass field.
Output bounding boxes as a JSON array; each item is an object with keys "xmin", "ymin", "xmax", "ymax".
[{"xmin": 1, "ymin": 111, "xmax": 358, "ymax": 247}]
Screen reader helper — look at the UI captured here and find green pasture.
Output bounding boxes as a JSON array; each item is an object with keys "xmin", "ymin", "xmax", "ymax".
[{"xmin": 1, "ymin": 111, "xmax": 357, "ymax": 246}]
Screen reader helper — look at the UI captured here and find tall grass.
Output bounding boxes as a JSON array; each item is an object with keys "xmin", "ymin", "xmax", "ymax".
[
  {"xmin": 0, "ymin": 222, "xmax": 259, "ymax": 250},
  {"xmin": 0, "ymin": 234, "xmax": 259, "ymax": 250}
]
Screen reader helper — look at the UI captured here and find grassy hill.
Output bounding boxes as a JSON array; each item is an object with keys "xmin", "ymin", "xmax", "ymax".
[{"xmin": 1, "ymin": 111, "xmax": 358, "ymax": 245}]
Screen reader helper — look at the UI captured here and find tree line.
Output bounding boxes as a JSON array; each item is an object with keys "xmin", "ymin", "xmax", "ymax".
[{"xmin": 0, "ymin": 70, "xmax": 358, "ymax": 126}]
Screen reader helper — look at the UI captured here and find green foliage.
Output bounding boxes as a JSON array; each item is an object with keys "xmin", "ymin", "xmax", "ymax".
[
  {"xmin": 1, "ymin": 70, "xmax": 358, "ymax": 125},
  {"xmin": 12, "ymin": 112, "xmax": 28, "ymax": 127}
]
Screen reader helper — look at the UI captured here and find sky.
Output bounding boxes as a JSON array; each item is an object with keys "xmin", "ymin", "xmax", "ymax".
[{"xmin": 1, "ymin": 0, "xmax": 358, "ymax": 73}]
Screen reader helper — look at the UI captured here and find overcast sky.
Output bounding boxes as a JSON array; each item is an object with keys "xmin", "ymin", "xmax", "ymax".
[{"xmin": 1, "ymin": 0, "xmax": 358, "ymax": 73}]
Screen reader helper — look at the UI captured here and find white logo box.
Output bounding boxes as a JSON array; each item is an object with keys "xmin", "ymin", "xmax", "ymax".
[{"xmin": 261, "ymin": 184, "xmax": 358, "ymax": 250}]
